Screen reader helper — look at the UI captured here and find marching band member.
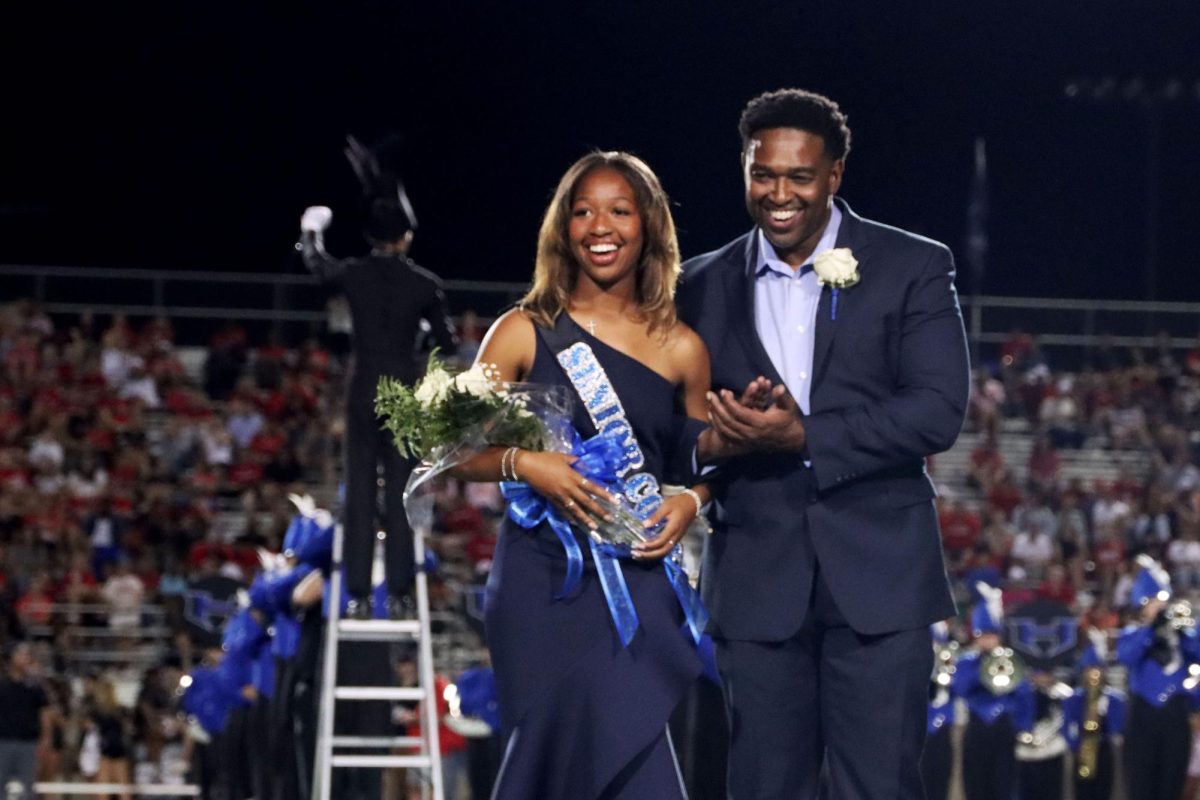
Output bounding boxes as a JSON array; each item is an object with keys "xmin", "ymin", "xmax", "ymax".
[
  {"xmin": 1015, "ymin": 669, "xmax": 1070, "ymax": 800},
  {"xmin": 1063, "ymin": 633, "xmax": 1125, "ymax": 800},
  {"xmin": 298, "ymin": 136, "xmax": 457, "ymax": 621},
  {"xmin": 1117, "ymin": 554, "xmax": 1200, "ymax": 800},
  {"xmin": 920, "ymin": 621, "xmax": 957, "ymax": 800},
  {"xmin": 952, "ymin": 583, "xmax": 1033, "ymax": 800}
]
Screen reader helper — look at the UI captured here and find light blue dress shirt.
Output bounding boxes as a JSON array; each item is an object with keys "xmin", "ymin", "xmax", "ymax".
[{"xmin": 753, "ymin": 204, "xmax": 842, "ymax": 415}]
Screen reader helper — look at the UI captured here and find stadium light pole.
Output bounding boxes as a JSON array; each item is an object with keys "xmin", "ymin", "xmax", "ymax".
[{"xmin": 1063, "ymin": 77, "xmax": 1200, "ymax": 304}]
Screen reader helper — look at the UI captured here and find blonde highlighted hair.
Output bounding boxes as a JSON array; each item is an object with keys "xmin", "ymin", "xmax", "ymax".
[{"xmin": 519, "ymin": 151, "xmax": 681, "ymax": 335}]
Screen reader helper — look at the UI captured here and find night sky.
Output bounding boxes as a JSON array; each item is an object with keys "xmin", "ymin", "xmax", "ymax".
[{"xmin": 3, "ymin": 1, "xmax": 1199, "ymax": 304}]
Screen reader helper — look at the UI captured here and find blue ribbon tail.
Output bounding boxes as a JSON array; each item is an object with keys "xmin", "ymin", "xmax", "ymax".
[
  {"xmin": 502, "ymin": 480, "xmax": 583, "ymax": 599},
  {"xmin": 831, "ymin": 288, "xmax": 839, "ymax": 321},
  {"xmin": 546, "ymin": 516, "xmax": 583, "ymax": 600},
  {"xmin": 589, "ymin": 537, "xmax": 639, "ymax": 647},
  {"xmin": 664, "ymin": 559, "xmax": 709, "ymax": 645}
]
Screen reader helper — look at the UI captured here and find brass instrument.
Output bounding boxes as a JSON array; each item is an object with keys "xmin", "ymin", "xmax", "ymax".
[
  {"xmin": 980, "ymin": 646, "xmax": 1024, "ymax": 695},
  {"xmin": 1017, "ymin": 710, "xmax": 1065, "ymax": 749},
  {"xmin": 933, "ymin": 640, "xmax": 960, "ymax": 688},
  {"xmin": 1165, "ymin": 599, "xmax": 1196, "ymax": 632},
  {"xmin": 1076, "ymin": 669, "xmax": 1103, "ymax": 779}
]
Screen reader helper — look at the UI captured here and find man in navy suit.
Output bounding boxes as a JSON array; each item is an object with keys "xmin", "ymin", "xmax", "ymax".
[{"xmin": 678, "ymin": 89, "xmax": 969, "ymax": 799}]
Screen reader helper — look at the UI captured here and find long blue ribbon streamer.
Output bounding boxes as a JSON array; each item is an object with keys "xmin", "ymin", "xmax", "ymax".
[
  {"xmin": 500, "ymin": 432, "xmax": 638, "ymax": 643},
  {"xmin": 589, "ymin": 537, "xmax": 640, "ymax": 647},
  {"xmin": 500, "ymin": 432, "xmax": 625, "ymax": 600},
  {"xmin": 664, "ymin": 559, "xmax": 709, "ymax": 645}
]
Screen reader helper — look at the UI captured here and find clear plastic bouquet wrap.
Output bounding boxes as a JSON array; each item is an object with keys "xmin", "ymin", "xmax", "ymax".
[{"xmin": 375, "ymin": 355, "xmax": 650, "ymax": 548}]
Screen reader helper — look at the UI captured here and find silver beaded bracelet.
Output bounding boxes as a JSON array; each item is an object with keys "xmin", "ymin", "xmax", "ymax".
[
  {"xmin": 680, "ymin": 487, "xmax": 704, "ymax": 519},
  {"xmin": 500, "ymin": 447, "xmax": 519, "ymax": 481}
]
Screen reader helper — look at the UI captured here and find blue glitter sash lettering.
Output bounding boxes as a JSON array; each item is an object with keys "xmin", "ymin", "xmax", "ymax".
[{"xmin": 555, "ymin": 342, "xmax": 708, "ymax": 647}]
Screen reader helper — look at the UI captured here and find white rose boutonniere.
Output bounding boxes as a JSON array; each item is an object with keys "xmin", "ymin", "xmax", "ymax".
[{"xmin": 812, "ymin": 247, "xmax": 859, "ymax": 320}]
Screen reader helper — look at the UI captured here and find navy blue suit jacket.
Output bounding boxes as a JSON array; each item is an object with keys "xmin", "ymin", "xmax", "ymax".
[{"xmin": 677, "ymin": 198, "xmax": 968, "ymax": 640}]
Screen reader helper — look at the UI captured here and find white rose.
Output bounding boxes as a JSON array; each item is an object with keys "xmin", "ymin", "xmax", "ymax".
[
  {"xmin": 414, "ymin": 369, "xmax": 453, "ymax": 406},
  {"xmin": 812, "ymin": 247, "xmax": 860, "ymax": 288},
  {"xmin": 453, "ymin": 365, "xmax": 494, "ymax": 399}
]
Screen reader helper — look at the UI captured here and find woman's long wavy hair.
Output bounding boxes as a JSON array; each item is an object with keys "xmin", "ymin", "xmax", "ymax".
[{"xmin": 519, "ymin": 151, "xmax": 681, "ymax": 336}]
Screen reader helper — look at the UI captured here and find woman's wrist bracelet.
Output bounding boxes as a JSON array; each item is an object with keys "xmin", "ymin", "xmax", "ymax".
[
  {"xmin": 500, "ymin": 447, "xmax": 519, "ymax": 481},
  {"xmin": 680, "ymin": 487, "xmax": 704, "ymax": 519}
]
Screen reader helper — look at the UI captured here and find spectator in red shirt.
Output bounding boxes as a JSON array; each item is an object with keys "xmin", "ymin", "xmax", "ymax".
[
  {"xmin": 226, "ymin": 457, "xmax": 265, "ymax": 491},
  {"xmin": 1036, "ymin": 563, "xmax": 1076, "ymax": 605},
  {"xmin": 16, "ymin": 572, "xmax": 55, "ymax": 626},
  {"xmin": 1027, "ymin": 434, "xmax": 1061, "ymax": 495},
  {"xmin": 1092, "ymin": 521, "xmax": 1126, "ymax": 600},
  {"xmin": 967, "ymin": 433, "xmax": 1005, "ymax": 490},
  {"xmin": 986, "ymin": 470, "xmax": 1024, "ymax": 520},
  {"xmin": 938, "ymin": 496, "xmax": 982, "ymax": 561},
  {"xmin": 248, "ymin": 423, "xmax": 287, "ymax": 460}
]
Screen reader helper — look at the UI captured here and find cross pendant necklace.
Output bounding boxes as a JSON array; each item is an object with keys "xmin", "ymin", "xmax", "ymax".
[{"xmin": 587, "ymin": 320, "xmax": 597, "ymax": 335}]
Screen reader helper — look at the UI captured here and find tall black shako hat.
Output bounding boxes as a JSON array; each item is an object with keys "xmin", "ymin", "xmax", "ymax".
[{"xmin": 344, "ymin": 134, "xmax": 417, "ymax": 244}]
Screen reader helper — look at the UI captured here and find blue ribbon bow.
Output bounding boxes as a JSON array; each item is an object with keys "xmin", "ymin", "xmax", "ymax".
[
  {"xmin": 500, "ymin": 431, "xmax": 624, "ymax": 597},
  {"xmin": 500, "ymin": 430, "xmax": 710, "ymax": 650},
  {"xmin": 501, "ymin": 431, "xmax": 639, "ymax": 644}
]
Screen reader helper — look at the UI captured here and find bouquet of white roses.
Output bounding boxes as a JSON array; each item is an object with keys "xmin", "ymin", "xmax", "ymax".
[
  {"xmin": 376, "ymin": 355, "xmax": 652, "ymax": 550},
  {"xmin": 376, "ymin": 354, "xmax": 568, "ymax": 462},
  {"xmin": 376, "ymin": 354, "xmax": 575, "ymax": 531}
]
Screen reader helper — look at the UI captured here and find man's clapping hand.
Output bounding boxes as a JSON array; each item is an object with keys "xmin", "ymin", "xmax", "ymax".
[{"xmin": 706, "ymin": 378, "xmax": 807, "ymax": 455}]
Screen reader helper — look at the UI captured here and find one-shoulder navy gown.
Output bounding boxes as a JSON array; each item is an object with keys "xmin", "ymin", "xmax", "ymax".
[{"xmin": 485, "ymin": 317, "xmax": 703, "ymax": 799}]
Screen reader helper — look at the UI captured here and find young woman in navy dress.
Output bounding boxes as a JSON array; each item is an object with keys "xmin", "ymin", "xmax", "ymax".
[{"xmin": 451, "ymin": 151, "xmax": 719, "ymax": 799}]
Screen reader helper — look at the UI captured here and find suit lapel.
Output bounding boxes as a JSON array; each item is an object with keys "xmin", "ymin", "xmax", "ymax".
[
  {"xmin": 727, "ymin": 232, "xmax": 786, "ymax": 388},
  {"xmin": 812, "ymin": 198, "xmax": 871, "ymax": 388}
]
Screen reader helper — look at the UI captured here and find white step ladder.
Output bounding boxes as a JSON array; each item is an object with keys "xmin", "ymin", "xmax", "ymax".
[{"xmin": 312, "ymin": 523, "xmax": 444, "ymax": 800}]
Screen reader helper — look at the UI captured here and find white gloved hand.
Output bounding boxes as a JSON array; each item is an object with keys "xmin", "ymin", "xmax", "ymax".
[{"xmin": 300, "ymin": 205, "xmax": 333, "ymax": 233}]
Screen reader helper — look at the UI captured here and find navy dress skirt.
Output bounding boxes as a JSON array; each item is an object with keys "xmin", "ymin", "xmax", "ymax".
[{"xmin": 485, "ymin": 317, "xmax": 703, "ymax": 799}]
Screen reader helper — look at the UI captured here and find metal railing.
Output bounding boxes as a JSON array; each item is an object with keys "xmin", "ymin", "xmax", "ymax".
[
  {"xmin": 0, "ymin": 262, "xmax": 526, "ymax": 320},
  {"xmin": 31, "ymin": 783, "xmax": 200, "ymax": 797},
  {"xmin": 22, "ymin": 602, "xmax": 174, "ymax": 667},
  {"xmin": 5, "ymin": 263, "xmax": 1199, "ymax": 359},
  {"xmin": 962, "ymin": 292, "xmax": 1200, "ymax": 353}
]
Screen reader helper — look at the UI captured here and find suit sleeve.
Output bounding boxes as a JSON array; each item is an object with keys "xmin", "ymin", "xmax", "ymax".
[
  {"xmin": 1106, "ymin": 691, "xmax": 1126, "ymax": 738},
  {"xmin": 1115, "ymin": 625, "xmax": 1153, "ymax": 668},
  {"xmin": 663, "ymin": 416, "xmax": 710, "ymax": 486},
  {"xmin": 803, "ymin": 246, "xmax": 970, "ymax": 490},
  {"xmin": 951, "ymin": 653, "xmax": 979, "ymax": 699},
  {"xmin": 298, "ymin": 230, "xmax": 350, "ymax": 284},
  {"xmin": 1011, "ymin": 682, "xmax": 1035, "ymax": 733},
  {"xmin": 1182, "ymin": 630, "xmax": 1200, "ymax": 663},
  {"xmin": 1061, "ymin": 693, "xmax": 1081, "ymax": 751},
  {"xmin": 422, "ymin": 277, "xmax": 459, "ymax": 358}
]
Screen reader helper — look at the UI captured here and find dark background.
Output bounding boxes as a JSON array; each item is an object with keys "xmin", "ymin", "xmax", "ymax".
[{"xmin": 3, "ymin": 1, "xmax": 1198, "ymax": 300}]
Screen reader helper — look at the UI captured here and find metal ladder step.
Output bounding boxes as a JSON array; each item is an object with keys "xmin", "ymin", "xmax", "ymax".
[
  {"xmin": 336, "ymin": 618, "xmax": 421, "ymax": 640},
  {"xmin": 315, "ymin": 522, "xmax": 444, "ymax": 800},
  {"xmin": 331, "ymin": 735, "xmax": 425, "ymax": 748},
  {"xmin": 334, "ymin": 686, "xmax": 426, "ymax": 701},
  {"xmin": 332, "ymin": 754, "xmax": 435, "ymax": 769}
]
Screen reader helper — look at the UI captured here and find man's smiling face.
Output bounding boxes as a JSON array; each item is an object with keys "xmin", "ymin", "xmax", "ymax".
[{"xmin": 743, "ymin": 127, "xmax": 843, "ymax": 267}]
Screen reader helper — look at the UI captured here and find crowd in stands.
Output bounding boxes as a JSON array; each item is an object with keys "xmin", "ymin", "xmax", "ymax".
[
  {"xmin": 0, "ymin": 298, "xmax": 350, "ymax": 790},
  {"xmin": 935, "ymin": 327, "xmax": 1200, "ymax": 636},
  {"xmin": 5, "ymin": 293, "xmax": 1200, "ymax": 795},
  {"xmin": 0, "ymin": 296, "xmax": 498, "ymax": 795}
]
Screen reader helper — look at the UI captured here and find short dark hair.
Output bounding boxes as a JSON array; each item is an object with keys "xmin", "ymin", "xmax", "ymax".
[{"xmin": 738, "ymin": 89, "xmax": 852, "ymax": 161}]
